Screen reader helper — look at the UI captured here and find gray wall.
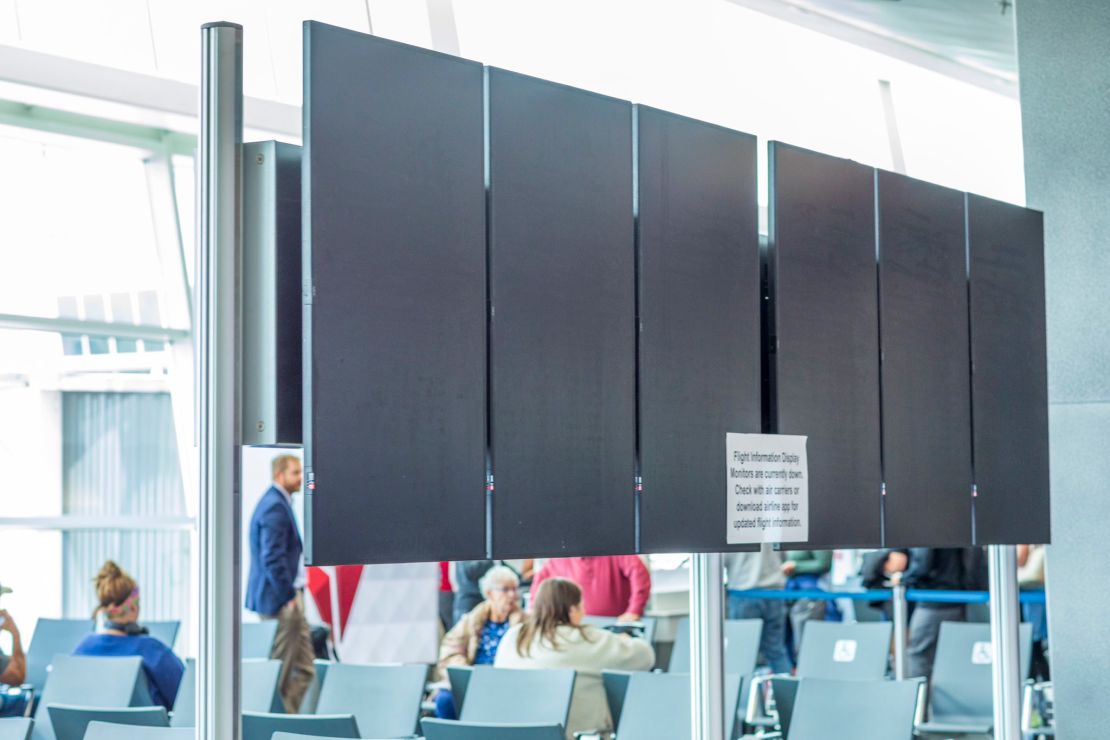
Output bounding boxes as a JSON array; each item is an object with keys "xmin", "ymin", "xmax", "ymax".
[{"xmin": 1017, "ymin": 2, "xmax": 1110, "ymax": 735}]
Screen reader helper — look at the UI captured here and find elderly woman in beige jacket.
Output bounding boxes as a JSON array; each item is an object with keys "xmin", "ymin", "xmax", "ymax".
[
  {"xmin": 433, "ymin": 565, "xmax": 524, "ymax": 718},
  {"xmin": 495, "ymin": 577, "xmax": 654, "ymax": 739}
]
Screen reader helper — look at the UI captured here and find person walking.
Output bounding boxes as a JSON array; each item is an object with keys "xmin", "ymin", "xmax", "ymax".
[{"xmin": 246, "ymin": 454, "xmax": 315, "ymax": 713}]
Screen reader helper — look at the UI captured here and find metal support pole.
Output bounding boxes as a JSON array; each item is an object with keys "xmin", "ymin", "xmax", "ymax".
[
  {"xmin": 891, "ymin": 580, "xmax": 908, "ymax": 680},
  {"xmin": 690, "ymin": 553, "xmax": 725, "ymax": 740},
  {"xmin": 988, "ymin": 545, "xmax": 1022, "ymax": 740},
  {"xmin": 198, "ymin": 21, "xmax": 243, "ymax": 740}
]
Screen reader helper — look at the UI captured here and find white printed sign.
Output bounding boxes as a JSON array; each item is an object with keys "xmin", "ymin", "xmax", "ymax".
[
  {"xmin": 727, "ymin": 433, "xmax": 809, "ymax": 544},
  {"xmin": 971, "ymin": 641, "xmax": 994, "ymax": 665},
  {"xmin": 833, "ymin": 639, "xmax": 858, "ymax": 663}
]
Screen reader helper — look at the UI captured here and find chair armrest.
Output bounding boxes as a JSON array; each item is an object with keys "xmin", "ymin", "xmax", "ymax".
[{"xmin": 745, "ymin": 673, "xmax": 789, "ymax": 726}]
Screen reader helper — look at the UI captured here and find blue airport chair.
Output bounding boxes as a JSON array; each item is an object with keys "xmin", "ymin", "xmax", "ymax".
[
  {"xmin": 0, "ymin": 718, "xmax": 32, "ymax": 740},
  {"xmin": 600, "ymin": 670, "xmax": 631, "ymax": 730},
  {"xmin": 787, "ymin": 678, "xmax": 923, "ymax": 740},
  {"xmin": 459, "ymin": 667, "xmax": 575, "ymax": 729},
  {"xmin": 241, "ymin": 622, "xmax": 280, "ymax": 660},
  {"xmin": 169, "ymin": 659, "xmax": 195, "ymax": 727},
  {"xmin": 47, "ymin": 704, "xmax": 167, "ymax": 740},
  {"xmin": 241, "ymin": 712, "xmax": 359, "ymax": 740},
  {"xmin": 616, "ymin": 672, "xmax": 743, "ymax": 740},
  {"xmin": 33, "ymin": 655, "xmax": 151, "ymax": 740},
  {"xmin": 916, "ymin": 622, "xmax": 1033, "ymax": 737},
  {"xmin": 314, "ymin": 663, "xmax": 426, "ymax": 737},
  {"xmin": 83, "ymin": 723, "xmax": 194, "ymax": 740},
  {"xmin": 143, "ymin": 622, "xmax": 181, "ymax": 651},
  {"xmin": 446, "ymin": 665, "xmax": 472, "ymax": 716},
  {"xmin": 24, "ymin": 620, "xmax": 90, "ymax": 697},
  {"xmin": 297, "ymin": 660, "xmax": 332, "ymax": 715},
  {"xmin": 421, "ymin": 718, "xmax": 565, "ymax": 740},
  {"xmin": 241, "ymin": 659, "xmax": 284, "ymax": 714}
]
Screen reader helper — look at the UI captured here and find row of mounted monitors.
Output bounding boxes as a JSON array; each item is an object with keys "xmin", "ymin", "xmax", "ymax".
[{"xmin": 257, "ymin": 22, "xmax": 1048, "ymax": 565}]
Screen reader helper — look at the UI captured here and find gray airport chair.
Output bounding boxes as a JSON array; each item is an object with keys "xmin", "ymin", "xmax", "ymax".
[
  {"xmin": 272, "ymin": 735, "xmax": 407, "ymax": 740},
  {"xmin": 460, "ymin": 667, "xmax": 575, "ymax": 729},
  {"xmin": 241, "ymin": 622, "xmax": 280, "ymax": 660},
  {"xmin": 24, "ymin": 620, "xmax": 90, "ymax": 696},
  {"xmin": 169, "ymin": 659, "xmax": 195, "ymax": 727},
  {"xmin": 600, "ymin": 670, "xmax": 632, "ymax": 730},
  {"xmin": 795, "ymin": 621, "xmax": 892, "ymax": 680},
  {"xmin": 47, "ymin": 705, "xmax": 167, "ymax": 740},
  {"xmin": 582, "ymin": 616, "xmax": 658, "ymax": 645},
  {"xmin": 916, "ymin": 622, "xmax": 1033, "ymax": 737},
  {"xmin": 422, "ymin": 718, "xmax": 565, "ymax": 740},
  {"xmin": 83, "ymin": 723, "xmax": 193, "ymax": 740},
  {"xmin": 446, "ymin": 665, "xmax": 472, "ymax": 716},
  {"xmin": 241, "ymin": 712, "xmax": 359, "ymax": 740},
  {"xmin": 753, "ymin": 621, "xmax": 893, "ymax": 730},
  {"xmin": 315, "ymin": 663, "xmax": 426, "ymax": 737},
  {"xmin": 616, "ymin": 672, "xmax": 743, "ymax": 740},
  {"xmin": 298, "ymin": 660, "xmax": 333, "ymax": 715},
  {"xmin": 143, "ymin": 622, "xmax": 181, "ymax": 651},
  {"xmin": 0, "ymin": 718, "xmax": 32, "ymax": 740},
  {"xmin": 787, "ymin": 678, "xmax": 922, "ymax": 740},
  {"xmin": 33, "ymin": 655, "xmax": 151, "ymax": 740},
  {"xmin": 241, "ymin": 659, "xmax": 284, "ymax": 714},
  {"xmin": 668, "ymin": 619, "xmax": 762, "ymax": 675}
]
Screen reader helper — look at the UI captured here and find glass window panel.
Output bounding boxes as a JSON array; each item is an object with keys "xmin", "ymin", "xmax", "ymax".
[{"xmin": 0, "ymin": 127, "xmax": 163, "ymax": 318}]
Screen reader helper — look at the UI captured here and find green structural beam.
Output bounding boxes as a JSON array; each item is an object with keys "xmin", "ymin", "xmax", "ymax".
[{"xmin": 0, "ymin": 99, "xmax": 196, "ymax": 156}]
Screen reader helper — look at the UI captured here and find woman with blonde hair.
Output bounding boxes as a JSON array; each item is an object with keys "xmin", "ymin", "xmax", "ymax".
[
  {"xmin": 495, "ymin": 577, "xmax": 654, "ymax": 739},
  {"xmin": 72, "ymin": 560, "xmax": 184, "ymax": 710}
]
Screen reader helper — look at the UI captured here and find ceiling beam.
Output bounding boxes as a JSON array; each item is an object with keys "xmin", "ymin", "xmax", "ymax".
[
  {"xmin": 0, "ymin": 313, "xmax": 189, "ymax": 341},
  {"xmin": 725, "ymin": 0, "xmax": 1018, "ymax": 99},
  {"xmin": 0, "ymin": 45, "xmax": 300, "ymax": 137}
]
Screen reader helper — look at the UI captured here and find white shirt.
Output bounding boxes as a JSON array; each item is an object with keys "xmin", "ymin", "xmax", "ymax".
[{"xmin": 275, "ymin": 482, "xmax": 307, "ymax": 590}]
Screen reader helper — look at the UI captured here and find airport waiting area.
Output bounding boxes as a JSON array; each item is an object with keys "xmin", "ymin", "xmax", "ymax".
[
  {"xmin": 0, "ymin": 546, "xmax": 1054, "ymax": 740},
  {"xmin": 0, "ymin": 1, "xmax": 1103, "ymax": 739}
]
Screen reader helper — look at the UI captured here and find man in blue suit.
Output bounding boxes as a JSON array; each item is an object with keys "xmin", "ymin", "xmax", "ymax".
[{"xmin": 246, "ymin": 454, "xmax": 315, "ymax": 712}]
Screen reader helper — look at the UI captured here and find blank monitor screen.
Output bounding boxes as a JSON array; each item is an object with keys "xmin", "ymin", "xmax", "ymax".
[
  {"xmin": 636, "ymin": 105, "xmax": 761, "ymax": 553},
  {"xmin": 878, "ymin": 170, "xmax": 973, "ymax": 547},
  {"xmin": 302, "ymin": 23, "xmax": 487, "ymax": 564},
  {"xmin": 768, "ymin": 142, "xmax": 882, "ymax": 549},
  {"xmin": 967, "ymin": 194, "xmax": 1050, "ymax": 544},
  {"xmin": 487, "ymin": 68, "xmax": 636, "ymax": 558}
]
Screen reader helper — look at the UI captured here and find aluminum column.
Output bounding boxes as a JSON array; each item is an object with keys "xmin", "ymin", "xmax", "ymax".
[
  {"xmin": 891, "ymin": 580, "xmax": 908, "ymax": 680},
  {"xmin": 690, "ymin": 553, "xmax": 726, "ymax": 740},
  {"xmin": 988, "ymin": 544, "xmax": 1022, "ymax": 740},
  {"xmin": 197, "ymin": 21, "xmax": 243, "ymax": 740}
]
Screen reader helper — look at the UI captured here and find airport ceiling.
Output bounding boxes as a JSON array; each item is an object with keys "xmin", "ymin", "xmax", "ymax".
[{"xmin": 729, "ymin": 0, "xmax": 1018, "ymax": 87}]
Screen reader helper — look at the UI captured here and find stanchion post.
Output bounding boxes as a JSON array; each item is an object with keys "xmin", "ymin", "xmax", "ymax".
[
  {"xmin": 198, "ymin": 21, "xmax": 243, "ymax": 740},
  {"xmin": 690, "ymin": 553, "xmax": 725, "ymax": 740},
  {"xmin": 988, "ymin": 544, "xmax": 1022, "ymax": 740},
  {"xmin": 891, "ymin": 580, "xmax": 908, "ymax": 680}
]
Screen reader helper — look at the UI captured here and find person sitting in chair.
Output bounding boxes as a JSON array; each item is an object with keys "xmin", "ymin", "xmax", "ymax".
[
  {"xmin": 72, "ymin": 560, "xmax": 184, "ymax": 710},
  {"xmin": 495, "ymin": 577, "xmax": 654, "ymax": 739},
  {"xmin": 433, "ymin": 565, "xmax": 525, "ymax": 718}
]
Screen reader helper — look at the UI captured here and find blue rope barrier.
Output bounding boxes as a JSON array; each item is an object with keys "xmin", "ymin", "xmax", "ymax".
[
  {"xmin": 727, "ymin": 587, "xmax": 1047, "ymax": 605},
  {"xmin": 728, "ymin": 588, "xmax": 891, "ymax": 601}
]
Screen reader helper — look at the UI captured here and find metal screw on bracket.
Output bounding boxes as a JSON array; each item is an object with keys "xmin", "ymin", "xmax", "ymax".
[
  {"xmin": 257, "ymin": 421, "xmax": 265, "ymax": 432},
  {"xmin": 256, "ymin": 153, "xmax": 264, "ymax": 165}
]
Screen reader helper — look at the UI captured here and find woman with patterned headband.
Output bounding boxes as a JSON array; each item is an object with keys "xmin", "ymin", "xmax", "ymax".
[{"xmin": 72, "ymin": 560, "xmax": 185, "ymax": 710}]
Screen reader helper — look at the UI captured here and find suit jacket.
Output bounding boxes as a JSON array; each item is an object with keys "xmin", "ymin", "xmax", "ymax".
[{"xmin": 246, "ymin": 485, "xmax": 302, "ymax": 617}]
